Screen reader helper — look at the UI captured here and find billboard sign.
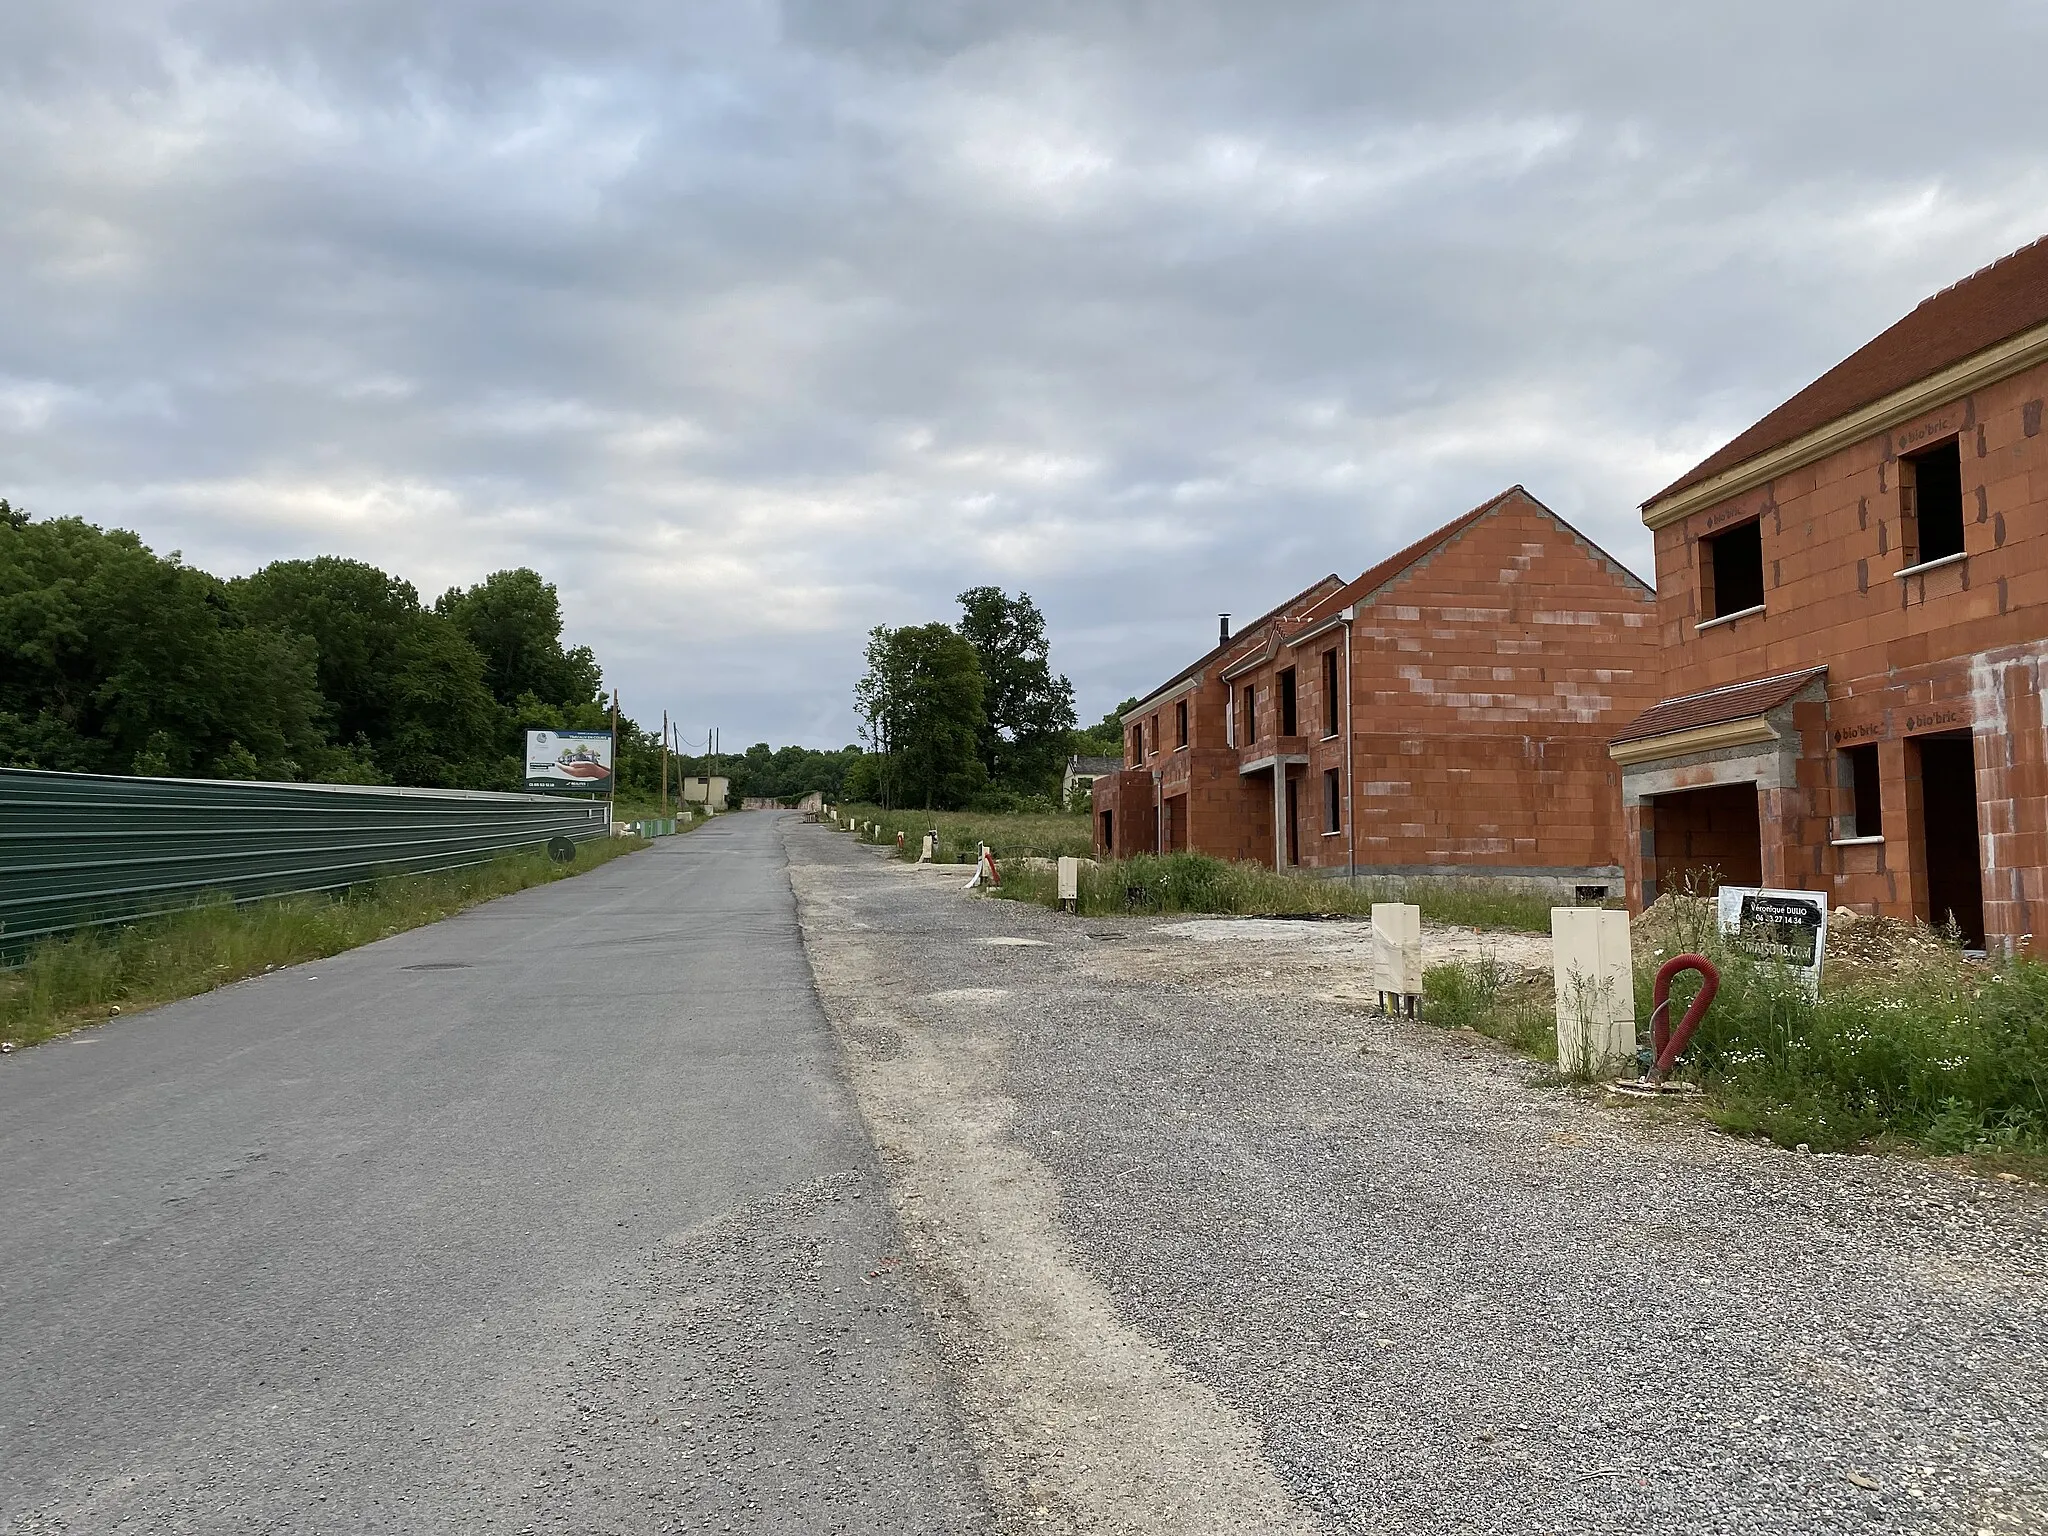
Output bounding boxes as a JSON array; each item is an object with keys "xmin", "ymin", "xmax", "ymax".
[
  {"xmin": 1716, "ymin": 885, "xmax": 1828, "ymax": 996},
  {"xmin": 525, "ymin": 730, "xmax": 613, "ymax": 790}
]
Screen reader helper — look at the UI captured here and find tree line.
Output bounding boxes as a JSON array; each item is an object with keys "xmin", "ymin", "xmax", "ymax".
[
  {"xmin": 1, "ymin": 501, "xmax": 1130, "ymax": 807},
  {"xmin": 848, "ymin": 586, "xmax": 1131, "ymax": 811},
  {"xmin": 1, "ymin": 501, "xmax": 739, "ymax": 798}
]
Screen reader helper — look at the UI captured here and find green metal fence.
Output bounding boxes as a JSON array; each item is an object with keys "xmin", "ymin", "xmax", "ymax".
[{"xmin": 0, "ymin": 767, "xmax": 610, "ymax": 959}]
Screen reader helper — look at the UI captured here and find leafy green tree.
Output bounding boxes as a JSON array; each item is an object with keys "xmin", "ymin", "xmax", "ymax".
[
  {"xmin": 840, "ymin": 752, "xmax": 884, "ymax": 804},
  {"xmin": 379, "ymin": 613, "xmax": 508, "ymax": 788},
  {"xmin": 1071, "ymin": 697, "xmax": 1138, "ymax": 759},
  {"xmin": 0, "ymin": 515, "xmax": 324, "ymax": 778},
  {"xmin": 854, "ymin": 622, "xmax": 987, "ymax": 810},
  {"xmin": 955, "ymin": 586, "xmax": 1076, "ymax": 795},
  {"xmin": 233, "ymin": 558, "xmax": 426, "ymax": 759},
  {"xmin": 436, "ymin": 569, "xmax": 602, "ymax": 710}
]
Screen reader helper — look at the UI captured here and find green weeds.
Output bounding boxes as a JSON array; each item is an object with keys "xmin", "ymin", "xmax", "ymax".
[
  {"xmin": 1420, "ymin": 912, "xmax": 2048, "ymax": 1171},
  {"xmin": 837, "ymin": 804, "xmax": 1096, "ymax": 864},
  {"xmin": 990, "ymin": 849, "xmax": 1552, "ymax": 931},
  {"xmin": 0, "ymin": 835, "xmax": 648, "ymax": 1050}
]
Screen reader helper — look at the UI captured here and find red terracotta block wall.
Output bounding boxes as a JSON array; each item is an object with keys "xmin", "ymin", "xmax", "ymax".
[
  {"xmin": 1643, "ymin": 356, "xmax": 2048, "ymax": 945},
  {"xmin": 1240, "ymin": 489, "xmax": 1660, "ymax": 877}
]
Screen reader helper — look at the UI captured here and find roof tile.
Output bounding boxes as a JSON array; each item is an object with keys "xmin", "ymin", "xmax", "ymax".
[
  {"xmin": 1611, "ymin": 667, "xmax": 1827, "ymax": 745},
  {"xmin": 1649, "ymin": 234, "xmax": 2048, "ymax": 506}
]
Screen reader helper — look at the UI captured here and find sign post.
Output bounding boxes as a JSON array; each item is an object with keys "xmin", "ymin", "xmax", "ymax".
[
  {"xmin": 1715, "ymin": 886, "xmax": 1828, "ymax": 997},
  {"xmin": 525, "ymin": 729, "xmax": 615, "ymax": 793}
]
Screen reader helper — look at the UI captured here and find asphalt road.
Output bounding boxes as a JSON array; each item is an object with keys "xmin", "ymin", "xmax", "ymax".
[{"xmin": 0, "ymin": 813, "xmax": 988, "ymax": 1534}]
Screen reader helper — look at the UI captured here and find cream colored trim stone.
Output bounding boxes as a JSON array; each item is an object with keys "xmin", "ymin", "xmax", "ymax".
[
  {"xmin": 1894, "ymin": 551, "xmax": 1967, "ymax": 580},
  {"xmin": 1694, "ymin": 603, "xmax": 1765, "ymax": 633},
  {"xmin": 1609, "ymin": 715, "xmax": 1777, "ymax": 766},
  {"xmin": 1642, "ymin": 318, "xmax": 2048, "ymax": 530},
  {"xmin": 1121, "ymin": 672, "xmax": 1204, "ymax": 723}
]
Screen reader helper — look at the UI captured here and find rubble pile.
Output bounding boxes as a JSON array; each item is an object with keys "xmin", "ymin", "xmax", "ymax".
[{"xmin": 1628, "ymin": 892, "xmax": 1972, "ymax": 986}]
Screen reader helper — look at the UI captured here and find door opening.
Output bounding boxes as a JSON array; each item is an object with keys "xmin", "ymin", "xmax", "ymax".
[
  {"xmin": 1284, "ymin": 776, "xmax": 1300, "ymax": 865},
  {"xmin": 1099, "ymin": 808, "xmax": 1113, "ymax": 853},
  {"xmin": 1912, "ymin": 732, "xmax": 1983, "ymax": 947},
  {"xmin": 1646, "ymin": 782, "xmax": 1761, "ymax": 899}
]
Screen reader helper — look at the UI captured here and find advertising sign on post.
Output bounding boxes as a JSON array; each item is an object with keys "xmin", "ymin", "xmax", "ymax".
[
  {"xmin": 1716, "ymin": 886, "xmax": 1828, "ymax": 997},
  {"xmin": 525, "ymin": 730, "xmax": 614, "ymax": 791}
]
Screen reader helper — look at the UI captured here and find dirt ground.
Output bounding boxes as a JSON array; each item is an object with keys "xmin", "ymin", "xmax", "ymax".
[{"xmin": 791, "ymin": 823, "xmax": 2048, "ymax": 1536}]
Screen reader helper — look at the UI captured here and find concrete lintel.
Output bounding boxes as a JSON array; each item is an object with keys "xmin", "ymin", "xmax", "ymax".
[
  {"xmin": 1238, "ymin": 754, "xmax": 1308, "ymax": 776},
  {"xmin": 1620, "ymin": 744, "xmax": 1786, "ymax": 804}
]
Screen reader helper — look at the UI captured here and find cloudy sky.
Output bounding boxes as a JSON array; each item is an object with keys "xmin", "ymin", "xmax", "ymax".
[{"xmin": 4, "ymin": 2, "xmax": 2045, "ymax": 748}]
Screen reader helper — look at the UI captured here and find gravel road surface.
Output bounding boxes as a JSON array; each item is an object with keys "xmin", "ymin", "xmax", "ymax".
[
  {"xmin": 790, "ymin": 821, "xmax": 2048, "ymax": 1536},
  {"xmin": 0, "ymin": 813, "xmax": 987, "ymax": 1534}
]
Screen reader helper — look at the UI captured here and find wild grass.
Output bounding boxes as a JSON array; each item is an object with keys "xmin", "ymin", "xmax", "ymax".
[
  {"xmin": 989, "ymin": 849, "xmax": 1553, "ymax": 931},
  {"xmin": 1681, "ymin": 950, "xmax": 2048, "ymax": 1162},
  {"xmin": 0, "ymin": 835, "xmax": 648, "ymax": 1051},
  {"xmin": 1418, "ymin": 918, "xmax": 2048, "ymax": 1171},
  {"xmin": 836, "ymin": 804, "xmax": 1096, "ymax": 863},
  {"xmin": 1422, "ymin": 952, "xmax": 1557, "ymax": 1060}
]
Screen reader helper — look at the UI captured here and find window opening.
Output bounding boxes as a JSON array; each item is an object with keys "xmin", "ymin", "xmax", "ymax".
[
  {"xmin": 1321, "ymin": 649, "xmax": 1340, "ymax": 738},
  {"xmin": 1279, "ymin": 668, "xmax": 1298, "ymax": 736},
  {"xmin": 1701, "ymin": 519, "xmax": 1765, "ymax": 619},
  {"xmin": 1323, "ymin": 768, "xmax": 1341, "ymax": 833},
  {"xmin": 1129, "ymin": 724, "xmax": 1142, "ymax": 765},
  {"xmin": 1175, "ymin": 698, "xmax": 1188, "ymax": 748},
  {"xmin": 1240, "ymin": 684, "xmax": 1256, "ymax": 744},
  {"xmin": 1841, "ymin": 743, "xmax": 1882, "ymax": 838},
  {"xmin": 1149, "ymin": 714, "xmax": 1160, "ymax": 758},
  {"xmin": 1903, "ymin": 439, "xmax": 1964, "ymax": 565}
]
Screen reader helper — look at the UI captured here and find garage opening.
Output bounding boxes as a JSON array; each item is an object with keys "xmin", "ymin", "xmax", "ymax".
[
  {"xmin": 1648, "ymin": 782, "xmax": 1762, "ymax": 898},
  {"xmin": 1912, "ymin": 732, "xmax": 1983, "ymax": 946}
]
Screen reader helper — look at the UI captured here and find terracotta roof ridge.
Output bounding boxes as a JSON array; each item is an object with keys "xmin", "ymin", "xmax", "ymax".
[
  {"xmin": 1122, "ymin": 571, "xmax": 1342, "ymax": 715},
  {"xmin": 1639, "ymin": 664, "xmax": 1827, "ymax": 711},
  {"xmin": 1912, "ymin": 232, "xmax": 2048, "ymax": 311},
  {"xmin": 1646, "ymin": 233, "xmax": 2048, "ymax": 508}
]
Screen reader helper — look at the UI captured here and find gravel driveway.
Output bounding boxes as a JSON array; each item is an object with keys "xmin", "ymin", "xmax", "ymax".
[{"xmin": 789, "ymin": 820, "xmax": 2048, "ymax": 1536}]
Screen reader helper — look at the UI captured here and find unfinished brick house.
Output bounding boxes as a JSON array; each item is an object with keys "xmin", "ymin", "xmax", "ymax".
[
  {"xmin": 1612, "ymin": 234, "xmax": 2048, "ymax": 950},
  {"xmin": 1092, "ymin": 486, "xmax": 1661, "ymax": 894}
]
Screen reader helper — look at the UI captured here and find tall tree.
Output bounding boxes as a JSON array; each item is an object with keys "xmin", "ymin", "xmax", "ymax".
[
  {"xmin": 955, "ymin": 586, "xmax": 1077, "ymax": 794},
  {"xmin": 233, "ymin": 557, "xmax": 425, "ymax": 755},
  {"xmin": 1, "ymin": 515, "xmax": 325, "ymax": 779},
  {"xmin": 854, "ymin": 622, "xmax": 986, "ymax": 810},
  {"xmin": 435, "ymin": 569, "xmax": 602, "ymax": 711}
]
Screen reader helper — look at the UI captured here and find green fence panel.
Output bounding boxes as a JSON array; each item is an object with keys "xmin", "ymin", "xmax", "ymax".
[{"xmin": 0, "ymin": 767, "xmax": 610, "ymax": 959}]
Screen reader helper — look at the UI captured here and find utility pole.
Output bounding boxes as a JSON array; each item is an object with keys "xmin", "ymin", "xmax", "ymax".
[
  {"xmin": 609, "ymin": 688, "xmax": 619, "ymax": 820},
  {"xmin": 661, "ymin": 709, "xmax": 669, "ymax": 820}
]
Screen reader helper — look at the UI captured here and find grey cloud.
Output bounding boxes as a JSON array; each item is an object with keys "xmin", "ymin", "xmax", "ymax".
[{"xmin": 2, "ymin": 1, "xmax": 2044, "ymax": 743}]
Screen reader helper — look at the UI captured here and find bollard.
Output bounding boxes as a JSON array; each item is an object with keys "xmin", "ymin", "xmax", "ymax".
[
  {"xmin": 1550, "ymin": 908, "xmax": 1636, "ymax": 1078},
  {"xmin": 1371, "ymin": 903, "xmax": 1422, "ymax": 1018}
]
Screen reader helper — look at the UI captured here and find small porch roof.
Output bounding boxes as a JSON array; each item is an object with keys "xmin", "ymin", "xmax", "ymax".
[{"xmin": 1609, "ymin": 667, "xmax": 1826, "ymax": 764}]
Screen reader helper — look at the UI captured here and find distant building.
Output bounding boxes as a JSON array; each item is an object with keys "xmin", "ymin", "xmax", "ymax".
[
  {"xmin": 679, "ymin": 775, "xmax": 730, "ymax": 809},
  {"xmin": 1091, "ymin": 487, "xmax": 1661, "ymax": 898},
  {"xmin": 1062, "ymin": 755, "xmax": 1122, "ymax": 807},
  {"xmin": 1613, "ymin": 234, "xmax": 2048, "ymax": 950}
]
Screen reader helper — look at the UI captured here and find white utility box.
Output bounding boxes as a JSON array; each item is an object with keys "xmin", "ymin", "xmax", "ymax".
[
  {"xmin": 1550, "ymin": 907, "xmax": 1636, "ymax": 1074},
  {"xmin": 1372, "ymin": 903, "xmax": 1423, "ymax": 1014}
]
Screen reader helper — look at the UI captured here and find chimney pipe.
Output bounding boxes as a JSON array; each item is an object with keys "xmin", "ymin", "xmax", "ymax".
[{"xmin": 1218, "ymin": 613, "xmax": 1232, "ymax": 645}]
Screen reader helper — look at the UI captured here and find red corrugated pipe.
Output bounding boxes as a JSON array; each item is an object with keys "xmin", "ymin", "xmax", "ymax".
[{"xmin": 1646, "ymin": 954, "xmax": 1719, "ymax": 1084}]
